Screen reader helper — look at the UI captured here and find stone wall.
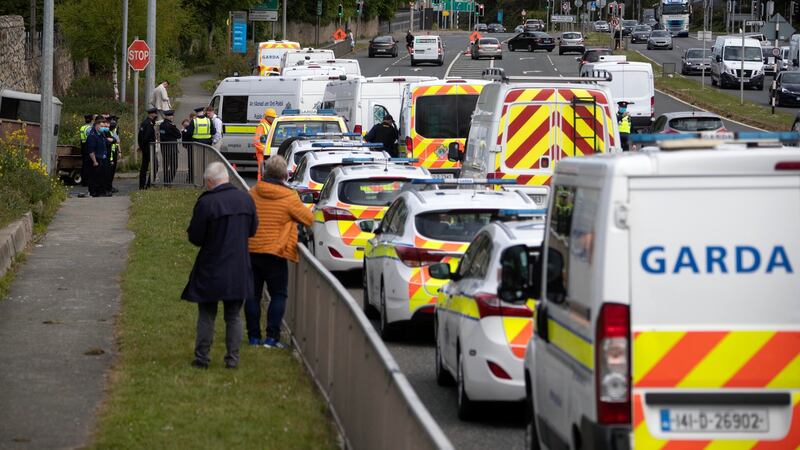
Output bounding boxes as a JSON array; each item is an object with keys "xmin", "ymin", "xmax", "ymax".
[{"xmin": 286, "ymin": 17, "xmax": 380, "ymax": 47}]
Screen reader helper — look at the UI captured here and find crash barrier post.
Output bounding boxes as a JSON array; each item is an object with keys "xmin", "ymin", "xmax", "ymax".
[{"xmin": 164, "ymin": 142, "xmax": 453, "ymax": 449}]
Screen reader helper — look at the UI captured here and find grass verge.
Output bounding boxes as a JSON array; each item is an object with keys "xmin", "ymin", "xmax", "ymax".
[
  {"xmin": 619, "ymin": 50, "xmax": 795, "ymax": 130},
  {"xmin": 90, "ymin": 188, "xmax": 338, "ymax": 449}
]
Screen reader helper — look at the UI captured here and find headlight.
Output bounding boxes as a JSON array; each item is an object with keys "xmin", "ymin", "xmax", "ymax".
[{"xmin": 781, "ymin": 87, "xmax": 789, "ymax": 93}]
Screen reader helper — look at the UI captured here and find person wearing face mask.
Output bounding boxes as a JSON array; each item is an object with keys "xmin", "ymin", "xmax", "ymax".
[
  {"xmin": 617, "ymin": 101, "xmax": 631, "ymax": 151},
  {"xmin": 86, "ymin": 117, "xmax": 110, "ymax": 197}
]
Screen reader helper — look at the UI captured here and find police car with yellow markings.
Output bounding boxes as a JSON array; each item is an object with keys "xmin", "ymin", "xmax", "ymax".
[
  {"xmin": 308, "ymin": 159, "xmax": 433, "ymax": 272},
  {"xmin": 362, "ymin": 179, "xmax": 543, "ymax": 339},
  {"xmin": 522, "ymin": 133, "xmax": 800, "ymax": 450},
  {"xmin": 430, "ymin": 217, "xmax": 545, "ymax": 420},
  {"xmin": 279, "ymin": 132, "xmax": 363, "ymax": 175},
  {"xmin": 264, "ymin": 109, "xmax": 348, "ymax": 158}
]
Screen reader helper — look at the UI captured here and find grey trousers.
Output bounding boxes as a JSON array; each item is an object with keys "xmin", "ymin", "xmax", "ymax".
[{"xmin": 194, "ymin": 300, "xmax": 244, "ymax": 367}]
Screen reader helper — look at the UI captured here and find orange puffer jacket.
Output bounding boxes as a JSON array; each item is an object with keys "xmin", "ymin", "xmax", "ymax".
[{"xmin": 248, "ymin": 179, "xmax": 313, "ymax": 262}]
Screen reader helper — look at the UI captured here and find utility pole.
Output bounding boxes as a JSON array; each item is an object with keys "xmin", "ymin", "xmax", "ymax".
[
  {"xmin": 29, "ymin": 0, "xmax": 37, "ymax": 54},
  {"xmin": 40, "ymin": 0, "xmax": 54, "ymax": 173},
  {"xmin": 120, "ymin": 0, "xmax": 128, "ymax": 104},
  {"xmin": 282, "ymin": 0, "xmax": 287, "ymax": 39},
  {"xmin": 145, "ymin": 0, "xmax": 156, "ymax": 110}
]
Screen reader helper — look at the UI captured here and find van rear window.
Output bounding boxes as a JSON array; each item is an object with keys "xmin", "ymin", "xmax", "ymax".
[
  {"xmin": 221, "ymin": 95, "xmax": 248, "ymax": 123},
  {"xmin": 415, "ymin": 94, "xmax": 479, "ymax": 139},
  {"xmin": 416, "ymin": 38, "xmax": 438, "ymax": 44},
  {"xmin": 272, "ymin": 120, "xmax": 344, "ymax": 147},
  {"xmin": 668, "ymin": 117, "xmax": 723, "ymax": 132},
  {"xmin": 0, "ymin": 98, "xmax": 41, "ymax": 123}
]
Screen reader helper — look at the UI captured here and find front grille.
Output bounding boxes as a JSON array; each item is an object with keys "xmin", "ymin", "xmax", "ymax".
[{"xmin": 735, "ymin": 69, "xmax": 753, "ymax": 77}]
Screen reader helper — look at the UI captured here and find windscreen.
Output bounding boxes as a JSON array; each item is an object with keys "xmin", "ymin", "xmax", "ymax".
[
  {"xmin": 271, "ymin": 121, "xmax": 344, "ymax": 148},
  {"xmin": 668, "ymin": 116, "xmax": 723, "ymax": 131},
  {"xmin": 686, "ymin": 49, "xmax": 707, "ymax": 58},
  {"xmin": 415, "ymin": 94, "xmax": 479, "ymax": 138},
  {"xmin": 781, "ymin": 72, "xmax": 800, "ymax": 83},
  {"xmin": 416, "ymin": 209, "xmax": 512, "ymax": 242},
  {"xmin": 373, "ymin": 36, "xmax": 393, "ymax": 43},
  {"xmin": 634, "ymin": 26, "xmax": 651, "ymax": 32},
  {"xmin": 416, "ymin": 38, "xmax": 438, "ymax": 45},
  {"xmin": 650, "ymin": 30, "xmax": 670, "ymax": 37},
  {"xmin": 723, "ymin": 46, "xmax": 763, "ymax": 61},
  {"xmin": 338, "ymin": 178, "xmax": 410, "ymax": 206},
  {"xmin": 310, "ymin": 164, "xmax": 337, "ymax": 183},
  {"xmin": 479, "ymin": 38, "xmax": 499, "ymax": 45},
  {"xmin": 623, "ymin": 20, "xmax": 638, "ymax": 26},
  {"xmin": 662, "ymin": 3, "xmax": 689, "ymax": 13}
]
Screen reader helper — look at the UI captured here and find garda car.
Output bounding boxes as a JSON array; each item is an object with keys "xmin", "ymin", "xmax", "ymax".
[
  {"xmin": 263, "ymin": 110, "xmax": 348, "ymax": 159},
  {"xmin": 277, "ymin": 132, "xmax": 363, "ymax": 173},
  {"xmin": 431, "ymin": 218, "xmax": 545, "ymax": 420},
  {"xmin": 523, "ymin": 135, "xmax": 800, "ymax": 450},
  {"xmin": 308, "ymin": 160, "xmax": 432, "ymax": 272},
  {"xmin": 362, "ymin": 179, "xmax": 542, "ymax": 339}
]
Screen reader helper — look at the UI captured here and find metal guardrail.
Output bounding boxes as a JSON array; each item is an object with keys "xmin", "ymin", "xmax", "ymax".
[{"xmin": 157, "ymin": 141, "xmax": 453, "ymax": 449}]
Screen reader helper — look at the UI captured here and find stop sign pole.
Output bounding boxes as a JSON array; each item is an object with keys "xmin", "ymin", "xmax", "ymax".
[{"xmin": 127, "ymin": 37, "xmax": 150, "ymax": 150}]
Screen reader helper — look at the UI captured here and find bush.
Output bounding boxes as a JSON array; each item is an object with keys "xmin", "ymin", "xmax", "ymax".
[
  {"xmin": 216, "ymin": 50, "xmax": 256, "ymax": 79},
  {"xmin": 68, "ymin": 76, "xmax": 115, "ymax": 99}
]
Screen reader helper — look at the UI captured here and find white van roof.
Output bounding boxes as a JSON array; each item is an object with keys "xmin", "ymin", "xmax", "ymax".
[
  {"xmin": 365, "ymin": 76, "xmax": 437, "ymax": 84},
  {"xmin": 715, "ymin": 36, "xmax": 762, "ymax": 46},
  {"xmin": 0, "ymin": 88, "xmax": 62, "ymax": 105},
  {"xmin": 213, "ymin": 76, "xmax": 302, "ymax": 95},
  {"xmin": 590, "ymin": 60, "xmax": 653, "ymax": 71}
]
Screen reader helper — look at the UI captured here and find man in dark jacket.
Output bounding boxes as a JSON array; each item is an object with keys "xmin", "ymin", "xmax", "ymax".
[
  {"xmin": 86, "ymin": 117, "xmax": 110, "ymax": 197},
  {"xmin": 364, "ymin": 114, "xmax": 399, "ymax": 157},
  {"xmin": 138, "ymin": 107, "xmax": 158, "ymax": 189},
  {"xmin": 79, "ymin": 114, "xmax": 95, "ymax": 187},
  {"xmin": 159, "ymin": 110, "xmax": 183, "ymax": 183},
  {"xmin": 182, "ymin": 162, "xmax": 258, "ymax": 369}
]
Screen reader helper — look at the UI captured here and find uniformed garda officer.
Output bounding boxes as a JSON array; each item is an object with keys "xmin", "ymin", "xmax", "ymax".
[
  {"xmin": 185, "ymin": 106, "xmax": 215, "ymax": 146},
  {"xmin": 103, "ymin": 117, "xmax": 120, "ymax": 194},
  {"xmin": 253, "ymin": 108, "xmax": 277, "ymax": 180},
  {"xmin": 159, "ymin": 110, "xmax": 183, "ymax": 183},
  {"xmin": 617, "ymin": 101, "xmax": 631, "ymax": 151},
  {"xmin": 138, "ymin": 107, "xmax": 158, "ymax": 189},
  {"xmin": 79, "ymin": 114, "xmax": 95, "ymax": 186}
]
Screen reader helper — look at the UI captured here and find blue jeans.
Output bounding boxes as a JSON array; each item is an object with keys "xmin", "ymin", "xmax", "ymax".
[{"xmin": 245, "ymin": 253, "xmax": 288, "ymax": 342}]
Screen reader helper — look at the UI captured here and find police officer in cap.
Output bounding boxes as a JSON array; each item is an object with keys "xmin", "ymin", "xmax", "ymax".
[
  {"xmin": 138, "ymin": 107, "xmax": 158, "ymax": 189},
  {"xmin": 364, "ymin": 113, "xmax": 400, "ymax": 157},
  {"xmin": 159, "ymin": 110, "xmax": 183, "ymax": 183},
  {"xmin": 184, "ymin": 107, "xmax": 215, "ymax": 146},
  {"xmin": 102, "ymin": 117, "xmax": 120, "ymax": 194},
  {"xmin": 617, "ymin": 101, "xmax": 631, "ymax": 151}
]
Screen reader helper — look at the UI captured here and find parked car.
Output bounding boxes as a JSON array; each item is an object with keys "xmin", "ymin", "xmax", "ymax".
[
  {"xmin": 558, "ymin": 32, "xmax": 584, "ymax": 55},
  {"xmin": 471, "ymin": 37, "xmax": 502, "ymax": 59},
  {"xmin": 475, "ymin": 23, "xmax": 488, "ymax": 32},
  {"xmin": 594, "ymin": 20, "xmax": 610, "ymax": 32},
  {"xmin": 651, "ymin": 111, "xmax": 726, "ymax": 134},
  {"xmin": 622, "ymin": 19, "xmax": 638, "ymax": 35},
  {"xmin": 507, "ymin": 31, "xmax": 555, "ymax": 52},
  {"xmin": 769, "ymin": 70, "xmax": 800, "ymax": 106},
  {"xmin": 681, "ymin": 48, "xmax": 712, "ymax": 75},
  {"xmin": 630, "ymin": 25, "xmax": 652, "ymax": 43},
  {"xmin": 576, "ymin": 47, "xmax": 613, "ymax": 68},
  {"xmin": 368, "ymin": 35, "xmax": 398, "ymax": 58},
  {"xmin": 514, "ymin": 24, "xmax": 525, "ymax": 33},
  {"xmin": 487, "ymin": 23, "xmax": 506, "ymax": 33},
  {"xmin": 647, "ymin": 29, "xmax": 673, "ymax": 50},
  {"xmin": 780, "ymin": 46, "xmax": 791, "ymax": 72},
  {"xmin": 761, "ymin": 46, "xmax": 780, "ymax": 76}
]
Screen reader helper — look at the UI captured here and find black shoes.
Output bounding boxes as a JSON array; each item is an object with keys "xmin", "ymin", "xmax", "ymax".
[{"xmin": 190, "ymin": 360, "xmax": 209, "ymax": 369}]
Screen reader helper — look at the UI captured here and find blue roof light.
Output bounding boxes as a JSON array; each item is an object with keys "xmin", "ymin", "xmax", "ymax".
[{"xmin": 497, "ymin": 208, "xmax": 548, "ymax": 217}]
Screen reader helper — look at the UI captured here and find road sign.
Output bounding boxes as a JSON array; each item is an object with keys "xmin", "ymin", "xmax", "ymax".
[
  {"xmin": 745, "ymin": 20, "xmax": 765, "ymax": 26},
  {"xmin": 317, "ymin": 0, "xmax": 323, "ymax": 16},
  {"xmin": 521, "ymin": 9, "xmax": 527, "ymax": 16},
  {"xmin": 562, "ymin": 2, "xmax": 571, "ymax": 12},
  {"xmin": 575, "ymin": 0, "xmax": 583, "ymax": 7},
  {"xmin": 772, "ymin": 47, "xmax": 782, "ymax": 57},
  {"xmin": 252, "ymin": 0, "xmax": 278, "ymax": 10},
  {"xmin": 443, "ymin": 10, "xmax": 450, "ymax": 16},
  {"xmin": 610, "ymin": 16, "xmax": 620, "ymax": 27},
  {"xmin": 127, "ymin": 39, "xmax": 150, "ymax": 71},
  {"xmin": 443, "ymin": 0, "xmax": 472, "ymax": 12},
  {"xmin": 250, "ymin": 9, "xmax": 278, "ymax": 21},
  {"xmin": 332, "ymin": 28, "xmax": 347, "ymax": 41},
  {"xmin": 551, "ymin": 14, "xmax": 576, "ymax": 22},
  {"xmin": 232, "ymin": 20, "xmax": 247, "ymax": 54}
]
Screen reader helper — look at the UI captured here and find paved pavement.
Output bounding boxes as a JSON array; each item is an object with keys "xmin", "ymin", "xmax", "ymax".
[
  {"xmin": 175, "ymin": 73, "xmax": 215, "ymax": 122},
  {"xmin": 0, "ymin": 188, "xmax": 133, "ymax": 448}
]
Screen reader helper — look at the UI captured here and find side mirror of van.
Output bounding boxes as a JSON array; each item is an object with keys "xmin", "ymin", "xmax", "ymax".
[
  {"xmin": 715, "ymin": 55, "xmax": 722, "ymax": 62},
  {"xmin": 447, "ymin": 142, "xmax": 463, "ymax": 162},
  {"xmin": 497, "ymin": 245, "xmax": 533, "ymax": 304},
  {"xmin": 428, "ymin": 262, "xmax": 452, "ymax": 280},
  {"xmin": 794, "ymin": 58, "xmax": 799, "ymax": 67}
]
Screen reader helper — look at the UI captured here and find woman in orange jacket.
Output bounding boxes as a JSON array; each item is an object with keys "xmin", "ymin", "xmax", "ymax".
[{"xmin": 246, "ymin": 155, "xmax": 313, "ymax": 348}]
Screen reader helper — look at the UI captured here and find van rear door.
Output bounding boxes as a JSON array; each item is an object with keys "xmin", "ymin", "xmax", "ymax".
[{"xmin": 628, "ymin": 173, "xmax": 800, "ymax": 446}]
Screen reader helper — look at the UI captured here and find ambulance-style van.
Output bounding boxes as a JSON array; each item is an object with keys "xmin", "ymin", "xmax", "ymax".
[
  {"xmin": 321, "ymin": 75, "xmax": 436, "ymax": 135},
  {"xmin": 456, "ymin": 70, "xmax": 620, "ymax": 189},
  {"xmin": 280, "ymin": 48, "xmax": 336, "ymax": 72},
  {"xmin": 521, "ymin": 142, "xmax": 800, "ymax": 450},
  {"xmin": 257, "ymin": 40, "xmax": 301, "ymax": 75},
  {"xmin": 398, "ymin": 78, "xmax": 491, "ymax": 176}
]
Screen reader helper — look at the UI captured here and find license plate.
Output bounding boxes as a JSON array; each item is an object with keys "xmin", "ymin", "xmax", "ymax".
[
  {"xmin": 416, "ymin": 49, "xmax": 425, "ymax": 53},
  {"xmin": 377, "ymin": 49, "xmax": 386, "ymax": 52},
  {"xmin": 437, "ymin": 173, "xmax": 454, "ymax": 179},
  {"xmin": 660, "ymin": 408, "xmax": 769, "ymax": 433}
]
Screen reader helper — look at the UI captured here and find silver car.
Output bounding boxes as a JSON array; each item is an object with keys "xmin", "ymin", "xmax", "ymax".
[
  {"xmin": 594, "ymin": 20, "xmax": 610, "ymax": 32},
  {"xmin": 647, "ymin": 30, "xmax": 673, "ymax": 50},
  {"xmin": 558, "ymin": 32, "xmax": 585, "ymax": 55},
  {"xmin": 471, "ymin": 37, "xmax": 502, "ymax": 60}
]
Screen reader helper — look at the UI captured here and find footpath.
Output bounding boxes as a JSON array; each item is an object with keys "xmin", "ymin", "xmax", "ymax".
[{"xmin": 0, "ymin": 194, "xmax": 133, "ymax": 448}]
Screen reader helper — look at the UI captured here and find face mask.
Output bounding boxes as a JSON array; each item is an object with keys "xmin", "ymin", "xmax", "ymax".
[
  {"xmin": 619, "ymin": 108, "xmax": 627, "ymax": 113},
  {"xmin": 100, "ymin": 127, "xmax": 109, "ymax": 132}
]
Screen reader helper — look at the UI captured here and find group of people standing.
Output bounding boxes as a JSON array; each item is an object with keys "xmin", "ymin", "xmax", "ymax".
[{"xmin": 79, "ymin": 113, "xmax": 120, "ymax": 197}]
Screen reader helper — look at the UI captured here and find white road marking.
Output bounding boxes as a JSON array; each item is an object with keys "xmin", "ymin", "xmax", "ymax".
[
  {"xmin": 546, "ymin": 55, "xmax": 558, "ymax": 72},
  {"xmin": 444, "ymin": 51, "xmax": 462, "ymax": 77},
  {"xmin": 519, "ymin": 57, "xmax": 538, "ymax": 60},
  {"xmin": 523, "ymin": 70, "xmax": 542, "ymax": 74}
]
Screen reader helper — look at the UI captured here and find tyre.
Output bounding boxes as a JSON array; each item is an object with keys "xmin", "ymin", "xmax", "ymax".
[
  {"xmin": 559, "ymin": 49, "xmax": 563, "ymax": 55},
  {"xmin": 362, "ymin": 263, "xmax": 378, "ymax": 319},
  {"xmin": 438, "ymin": 59, "xmax": 444, "ymax": 66},
  {"xmin": 434, "ymin": 318, "xmax": 456, "ymax": 386},
  {"xmin": 457, "ymin": 347, "xmax": 476, "ymax": 420},
  {"xmin": 368, "ymin": 52, "xmax": 374, "ymax": 58},
  {"xmin": 711, "ymin": 75, "xmax": 718, "ymax": 86},
  {"xmin": 70, "ymin": 170, "xmax": 82, "ymax": 185},
  {"xmin": 472, "ymin": 52, "xmax": 477, "ymax": 60},
  {"xmin": 528, "ymin": 44, "xmax": 533, "ymax": 52},
  {"xmin": 410, "ymin": 59, "xmax": 417, "ymax": 66},
  {"xmin": 647, "ymin": 44, "xmax": 652, "ymax": 50},
  {"xmin": 508, "ymin": 44, "xmax": 514, "ymax": 51},
  {"xmin": 547, "ymin": 48, "xmax": 553, "ymax": 53},
  {"xmin": 392, "ymin": 51, "xmax": 398, "ymax": 57},
  {"xmin": 379, "ymin": 281, "xmax": 399, "ymax": 340},
  {"xmin": 497, "ymin": 55, "xmax": 502, "ymax": 60},
  {"xmin": 669, "ymin": 46, "xmax": 673, "ymax": 50},
  {"xmin": 524, "ymin": 375, "xmax": 542, "ymax": 450},
  {"xmin": 756, "ymin": 83, "xmax": 764, "ymax": 91}
]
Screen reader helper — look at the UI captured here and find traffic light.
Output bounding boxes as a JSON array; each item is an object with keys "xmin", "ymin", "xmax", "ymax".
[
  {"xmin": 357, "ymin": 1, "xmax": 363, "ymax": 16},
  {"xmin": 479, "ymin": 4, "xmax": 485, "ymax": 16},
  {"xmin": 337, "ymin": 3, "xmax": 343, "ymax": 17}
]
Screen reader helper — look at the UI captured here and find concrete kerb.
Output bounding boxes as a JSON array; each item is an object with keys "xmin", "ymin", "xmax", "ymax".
[{"xmin": 0, "ymin": 211, "xmax": 33, "ymax": 279}]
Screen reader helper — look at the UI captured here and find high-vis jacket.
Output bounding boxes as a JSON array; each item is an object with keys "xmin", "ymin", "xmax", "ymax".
[
  {"xmin": 618, "ymin": 115, "xmax": 631, "ymax": 134},
  {"xmin": 192, "ymin": 117, "xmax": 212, "ymax": 140},
  {"xmin": 253, "ymin": 120, "xmax": 271, "ymax": 157},
  {"xmin": 79, "ymin": 124, "xmax": 91, "ymax": 143}
]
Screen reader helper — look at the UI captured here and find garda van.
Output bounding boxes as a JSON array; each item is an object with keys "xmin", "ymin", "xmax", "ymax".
[
  {"xmin": 398, "ymin": 78, "xmax": 490, "ymax": 175},
  {"xmin": 280, "ymin": 48, "xmax": 336, "ymax": 72},
  {"xmin": 321, "ymin": 75, "xmax": 436, "ymax": 134},
  {"xmin": 580, "ymin": 57, "xmax": 655, "ymax": 130},
  {"xmin": 456, "ymin": 69, "xmax": 620, "ymax": 189},
  {"xmin": 282, "ymin": 64, "xmax": 346, "ymax": 78},
  {"xmin": 411, "ymin": 35, "xmax": 445, "ymax": 66},
  {"xmin": 711, "ymin": 36, "xmax": 765, "ymax": 90},
  {"xmin": 210, "ymin": 75, "xmax": 341, "ymax": 169},
  {"xmin": 257, "ymin": 40, "xmax": 301, "ymax": 75},
  {"xmin": 522, "ymin": 141, "xmax": 800, "ymax": 450}
]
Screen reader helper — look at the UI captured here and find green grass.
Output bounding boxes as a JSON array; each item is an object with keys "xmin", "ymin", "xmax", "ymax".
[{"xmin": 90, "ymin": 188, "xmax": 338, "ymax": 449}]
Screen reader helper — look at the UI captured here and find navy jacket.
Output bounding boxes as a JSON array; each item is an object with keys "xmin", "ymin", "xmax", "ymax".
[
  {"xmin": 86, "ymin": 128, "xmax": 108, "ymax": 160},
  {"xmin": 182, "ymin": 183, "xmax": 259, "ymax": 303}
]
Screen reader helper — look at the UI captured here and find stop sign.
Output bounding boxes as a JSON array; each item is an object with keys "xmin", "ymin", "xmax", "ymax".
[{"xmin": 127, "ymin": 39, "xmax": 150, "ymax": 72}]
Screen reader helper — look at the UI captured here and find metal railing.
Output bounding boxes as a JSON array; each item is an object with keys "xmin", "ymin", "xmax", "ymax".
[{"xmin": 164, "ymin": 141, "xmax": 453, "ymax": 449}]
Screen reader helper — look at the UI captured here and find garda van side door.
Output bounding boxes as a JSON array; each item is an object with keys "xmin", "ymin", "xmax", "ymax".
[{"xmin": 628, "ymin": 174, "xmax": 800, "ymax": 447}]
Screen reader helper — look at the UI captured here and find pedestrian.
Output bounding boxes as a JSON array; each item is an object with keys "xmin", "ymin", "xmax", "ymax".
[
  {"xmin": 405, "ymin": 29, "xmax": 414, "ymax": 55},
  {"xmin": 159, "ymin": 110, "xmax": 182, "ymax": 183},
  {"xmin": 364, "ymin": 113, "xmax": 399, "ymax": 157},
  {"xmin": 614, "ymin": 27, "xmax": 622, "ymax": 50},
  {"xmin": 184, "ymin": 107, "xmax": 215, "ymax": 146},
  {"xmin": 182, "ymin": 162, "xmax": 258, "ymax": 369},
  {"xmin": 150, "ymin": 80, "xmax": 172, "ymax": 119},
  {"xmin": 138, "ymin": 107, "xmax": 158, "ymax": 189},
  {"xmin": 348, "ymin": 29, "xmax": 355, "ymax": 53},
  {"xmin": 245, "ymin": 155, "xmax": 313, "ymax": 348},
  {"xmin": 79, "ymin": 114, "xmax": 95, "ymax": 187},
  {"xmin": 86, "ymin": 116, "xmax": 110, "ymax": 197},
  {"xmin": 253, "ymin": 108, "xmax": 277, "ymax": 180},
  {"xmin": 617, "ymin": 101, "xmax": 631, "ymax": 151},
  {"xmin": 104, "ymin": 117, "xmax": 120, "ymax": 194},
  {"xmin": 206, "ymin": 106, "xmax": 223, "ymax": 150}
]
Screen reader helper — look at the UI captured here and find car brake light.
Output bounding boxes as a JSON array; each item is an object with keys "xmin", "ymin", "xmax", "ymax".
[
  {"xmin": 321, "ymin": 206, "xmax": 357, "ymax": 222},
  {"xmin": 354, "ymin": 124, "xmax": 362, "ymax": 134},
  {"xmin": 405, "ymin": 136, "xmax": 413, "ymax": 154},
  {"xmin": 595, "ymin": 303, "xmax": 631, "ymax": 425},
  {"xmin": 328, "ymin": 247, "xmax": 343, "ymax": 258},
  {"xmin": 487, "ymin": 361, "xmax": 512, "ymax": 380},
  {"xmin": 650, "ymin": 96, "xmax": 655, "ymax": 117},
  {"xmin": 395, "ymin": 246, "xmax": 446, "ymax": 267},
  {"xmin": 473, "ymin": 293, "xmax": 533, "ymax": 318},
  {"xmin": 776, "ymin": 161, "xmax": 800, "ymax": 170},
  {"xmin": 410, "ymin": 48, "xmax": 414, "ymax": 54}
]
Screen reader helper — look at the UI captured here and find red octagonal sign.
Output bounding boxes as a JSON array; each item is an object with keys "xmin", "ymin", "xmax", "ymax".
[{"xmin": 127, "ymin": 39, "xmax": 150, "ymax": 72}]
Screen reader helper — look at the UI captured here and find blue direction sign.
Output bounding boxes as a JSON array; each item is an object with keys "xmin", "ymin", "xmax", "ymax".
[{"xmin": 232, "ymin": 13, "xmax": 247, "ymax": 54}]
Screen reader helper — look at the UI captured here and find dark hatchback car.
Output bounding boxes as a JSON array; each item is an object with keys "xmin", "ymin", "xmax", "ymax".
[
  {"xmin": 507, "ymin": 32, "xmax": 555, "ymax": 52},
  {"xmin": 368, "ymin": 35, "xmax": 398, "ymax": 58},
  {"xmin": 769, "ymin": 71, "xmax": 800, "ymax": 106},
  {"xmin": 622, "ymin": 20, "xmax": 639, "ymax": 36},
  {"xmin": 630, "ymin": 25, "xmax": 652, "ymax": 43},
  {"xmin": 576, "ymin": 47, "xmax": 613, "ymax": 68},
  {"xmin": 681, "ymin": 48, "xmax": 712, "ymax": 75},
  {"xmin": 488, "ymin": 23, "xmax": 506, "ymax": 33}
]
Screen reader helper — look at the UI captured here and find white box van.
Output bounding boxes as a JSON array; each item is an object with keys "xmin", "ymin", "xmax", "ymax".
[
  {"xmin": 711, "ymin": 36, "xmax": 765, "ymax": 90},
  {"xmin": 210, "ymin": 75, "xmax": 339, "ymax": 168},
  {"xmin": 523, "ymin": 146, "xmax": 800, "ymax": 450},
  {"xmin": 458, "ymin": 73, "xmax": 620, "ymax": 189},
  {"xmin": 411, "ymin": 35, "xmax": 444, "ymax": 66},
  {"xmin": 321, "ymin": 75, "xmax": 436, "ymax": 134},
  {"xmin": 282, "ymin": 65, "xmax": 345, "ymax": 78},
  {"xmin": 580, "ymin": 59, "xmax": 655, "ymax": 129},
  {"xmin": 280, "ymin": 48, "xmax": 336, "ymax": 73}
]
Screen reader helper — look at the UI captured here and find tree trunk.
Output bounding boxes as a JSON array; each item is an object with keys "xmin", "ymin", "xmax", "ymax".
[
  {"xmin": 207, "ymin": 23, "xmax": 214, "ymax": 54},
  {"xmin": 112, "ymin": 57, "xmax": 120, "ymax": 101}
]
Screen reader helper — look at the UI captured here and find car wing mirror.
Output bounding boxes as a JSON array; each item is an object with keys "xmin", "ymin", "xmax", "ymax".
[
  {"xmin": 447, "ymin": 142, "xmax": 463, "ymax": 162},
  {"xmin": 428, "ymin": 262, "xmax": 452, "ymax": 280},
  {"xmin": 358, "ymin": 219, "xmax": 380, "ymax": 233},
  {"xmin": 299, "ymin": 192, "xmax": 318, "ymax": 204}
]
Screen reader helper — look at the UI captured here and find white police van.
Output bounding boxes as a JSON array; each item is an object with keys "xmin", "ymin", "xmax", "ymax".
[{"xmin": 522, "ymin": 134, "xmax": 800, "ymax": 449}]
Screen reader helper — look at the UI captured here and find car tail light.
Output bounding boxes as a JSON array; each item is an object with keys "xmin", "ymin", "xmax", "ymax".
[
  {"xmin": 776, "ymin": 161, "xmax": 800, "ymax": 170},
  {"xmin": 650, "ymin": 96, "xmax": 655, "ymax": 118},
  {"xmin": 473, "ymin": 293, "xmax": 533, "ymax": 318},
  {"xmin": 410, "ymin": 48, "xmax": 414, "ymax": 54},
  {"xmin": 328, "ymin": 247, "xmax": 343, "ymax": 258},
  {"xmin": 321, "ymin": 206, "xmax": 357, "ymax": 222},
  {"xmin": 395, "ymin": 246, "xmax": 446, "ymax": 267},
  {"xmin": 405, "ymin": 136, "xmax": 413, "ymax": 154},
  {"xmin": 487, "ymin": 361, "xmax": 512, "ymax": 380},
  {"xmin": 295, "ymin": 187, "xmax": 320, "ymax": 202},
  {"xmin": 354, "ymin": 124, "xmax": 362, "ymax": 134},
  {"xmin": 595, "ymin": 303, "xmax": 631, "ymax": 425}
]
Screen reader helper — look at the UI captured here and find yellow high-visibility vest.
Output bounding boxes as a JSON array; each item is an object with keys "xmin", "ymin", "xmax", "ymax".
[
  {"xmin": 619, "ymin": 115, "xmax": 631, "ymax": 134},
  {"xmin": 192, "ymin": 117, "xmax": 212, "ymax": 140},
  {"xmin": 79, "ymin": 124, "xmax": 91, "ymax": 143}
]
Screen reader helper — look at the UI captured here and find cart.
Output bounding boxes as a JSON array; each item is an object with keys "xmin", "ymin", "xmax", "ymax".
[{"xmin": 56, "ymin": 145, "xmax": 82, "ymax": 184}]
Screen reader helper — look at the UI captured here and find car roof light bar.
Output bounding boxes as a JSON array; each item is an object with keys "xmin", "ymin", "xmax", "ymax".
[{"xmin": 411, "ymin": 178, "xmax": 518, "ymax": 185}]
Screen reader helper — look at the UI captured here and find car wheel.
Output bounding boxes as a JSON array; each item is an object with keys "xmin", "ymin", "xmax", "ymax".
[
  {"xmin": 471, "ymin": 53, "xmax": 477, "ymax": 60},
  {"xmin": 559, "ymin": 49, "xmax": 563, "ymax": 55},
  {"xmin": 434, "ymin": 317, "xmax": 456, "ymax": 386},
  {"xmin": 368, "ymin": 52, "xmax": 374, "ymax": 58},
  {"xmin": 410, "ymin": 59, "xmax": 416, "ymax": 66},
  {"xmin": 457, "ymin": 346, "xmax": 476, "ymax": 420},
  {"xmin": 647, "ymin": 44, "xmax": 652, "ymax": 50},
  {"xmin": 379, "ymin": 281, "xmax": 399, "ymax": 340},
  {"xmin": 669, "ymin": 46, "xmax": 673, "ymax": 50},
  {"xmin": 508, "ymin": 44, "xmax": 514, "ymax": 51},
  {"xmin": 711, "ymin": 76, "xmax": 718, "ymax": 86},
  {"xmin": 547, "ymin": 48, "xmax": 553, "ymax": 53},
  {"xmin": 756, "ymin": 83, "xmax": 764, "ymax": 91},
  {"xmin": 362, "ymin": 262, "xmax": 378, "ymax": 319},
  {"xmin": 527, "ymin": 44, "xmax": 533, "ymax": 52},
  {"xmin": 392, "ymin": 51, "xmax": 398, "ymax": 57},
  {"xmin": 525, "ymin": 375, "xmax": 542, "ymax": 450},
  {"xmin": 793, "ymin": 120, "xmax": 800, "ymax": 132}
]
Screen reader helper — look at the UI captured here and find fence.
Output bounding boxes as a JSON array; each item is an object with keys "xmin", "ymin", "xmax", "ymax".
[{"xmin": 151, "ymin": 141, "xmax": 454, "ymax": 450}]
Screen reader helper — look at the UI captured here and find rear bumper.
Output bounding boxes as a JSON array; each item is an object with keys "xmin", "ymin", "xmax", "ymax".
[
  {"xmin": 580, "ymin": 417, "xmax": 631, "ymax": 450},
  {"xmin": 559, "ymin": 45, "xmax": 585, "ymax": 53}
]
